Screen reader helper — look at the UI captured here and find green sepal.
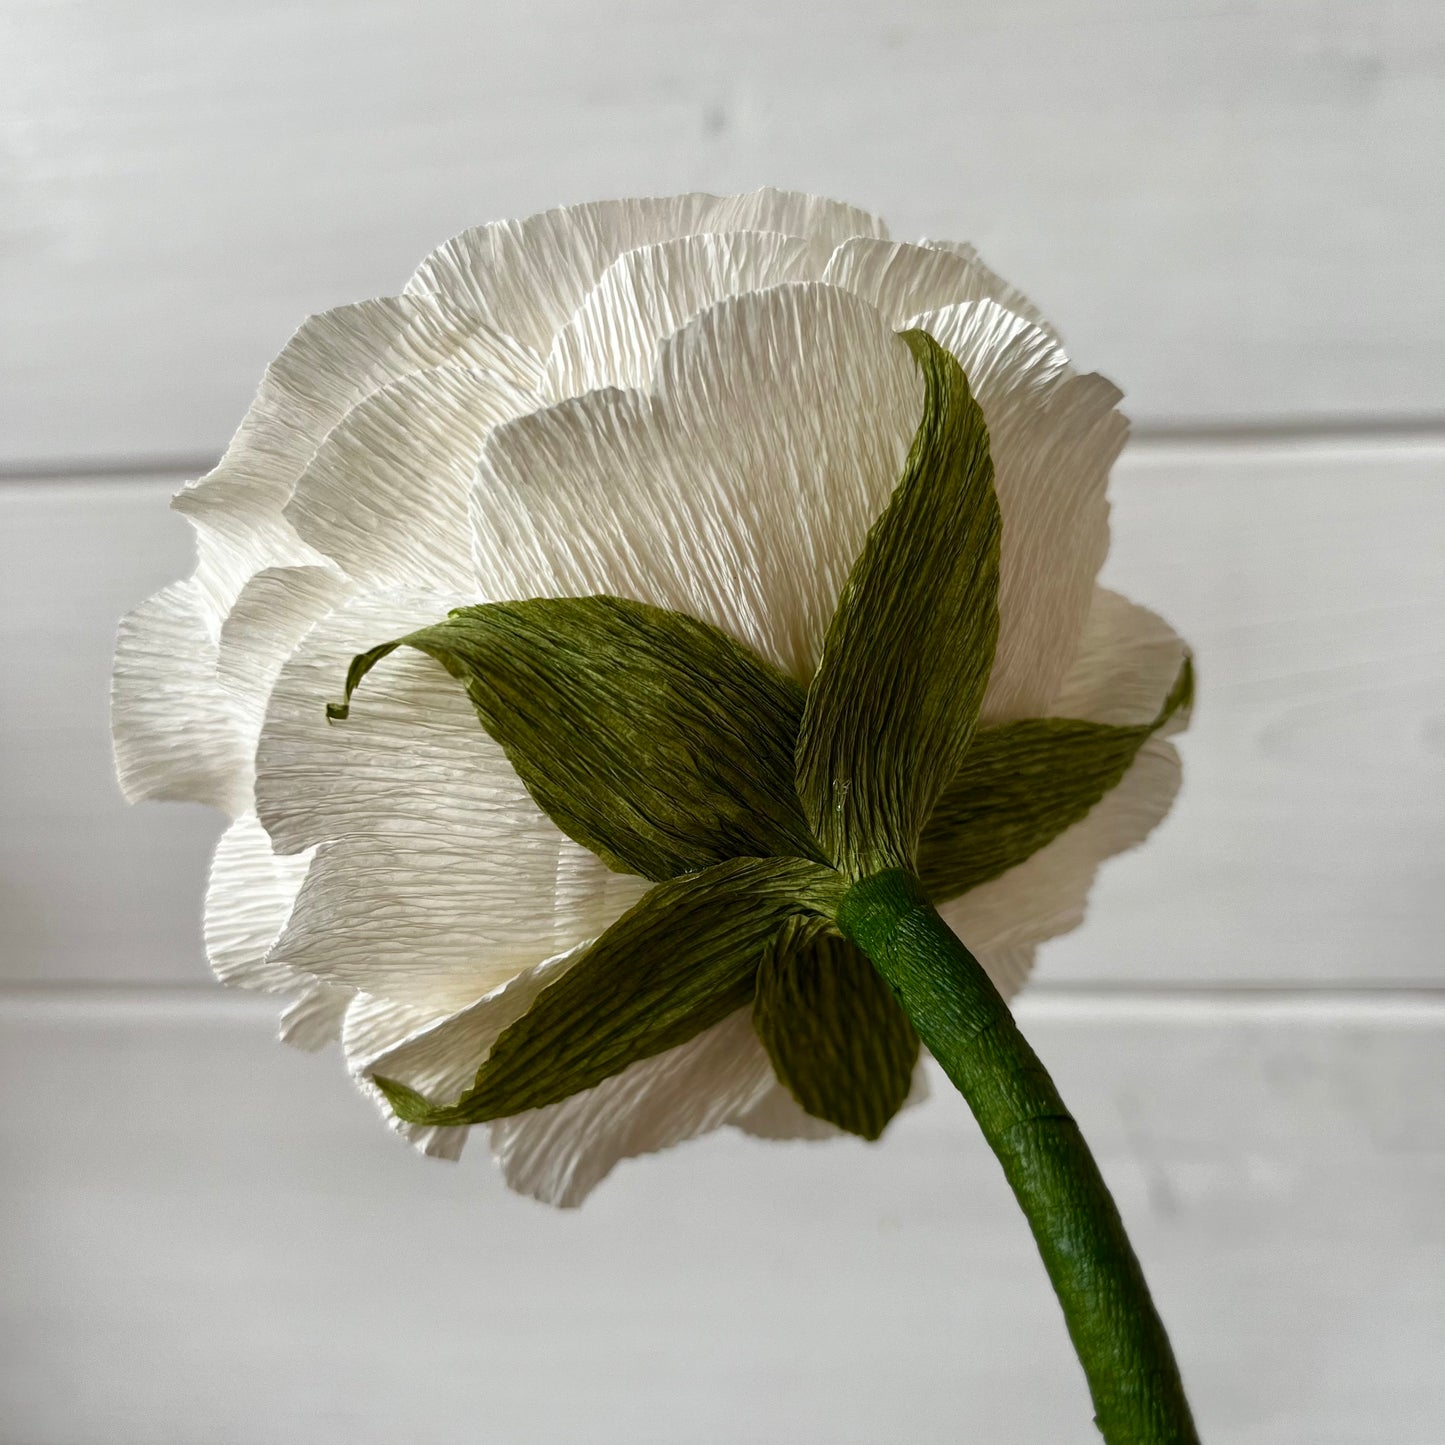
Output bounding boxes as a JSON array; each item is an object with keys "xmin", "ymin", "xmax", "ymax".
[
  {"xmin": 328, "ymin": 595, "xmax": 823, "ymax": 882},
  {"xmin": 374, "ymin": 855, "xmax": 845, "ymax": 1127},
  {"xmin": 796, "ymin": 329, "xmax": 1001, "ymax": 881},
  {"xmin": 752, "ymin": 916, "xmax": 919, "ymax": 1140},
  {"xmin": 919, "ymin": 656, "xmax": 1193, "ymax": 903}
]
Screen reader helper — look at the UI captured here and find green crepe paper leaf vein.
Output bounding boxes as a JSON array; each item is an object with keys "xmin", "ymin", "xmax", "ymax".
[
  {"xmin": 327, "ymin": 595, "xmax": 824, "ymax": 882},
  {"xmin": 918, "ymin": 655, "xmax": 1193, "ymax": 903},
  {"xmin": 752, "ymin": 915, "xmax": 920, "ymax": 1140},
  {"xmin": 796, "ymin": 329, "xmax": 1001, "ymax": 881},
  {"xmin": 374, "ymin": 855, "xmax": 846, "ymax": 1128}
]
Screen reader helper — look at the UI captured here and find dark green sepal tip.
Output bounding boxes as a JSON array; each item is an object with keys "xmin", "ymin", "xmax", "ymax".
[
  {"xmin": 371, "ymin": 1074, "xmax": 444, "ymax": 1125},
  {"xmin": 751, "ymin": 916, "xmax": 918, "ymax": 1140},
  {"xmin": 1165, "ymin": 652, "xmax": 1194, "ymax": 719}
]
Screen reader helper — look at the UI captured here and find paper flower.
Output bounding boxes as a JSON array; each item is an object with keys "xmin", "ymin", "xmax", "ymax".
[{"xmin": 113, "ymin": 190, "xmax": 1189, "ymax": 1208}]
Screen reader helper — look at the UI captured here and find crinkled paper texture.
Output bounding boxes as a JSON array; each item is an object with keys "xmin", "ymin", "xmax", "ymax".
[{"xmin": 111, "ymin": 190, "xmax": 1182, "ymax": 1206}]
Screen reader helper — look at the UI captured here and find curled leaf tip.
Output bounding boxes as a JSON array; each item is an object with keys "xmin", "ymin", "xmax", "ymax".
[{"xmin": 324, "ymin": 638, "xmax": 408, "ymax": 725}]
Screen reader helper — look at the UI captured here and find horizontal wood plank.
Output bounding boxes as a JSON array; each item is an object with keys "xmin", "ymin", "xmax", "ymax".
[
  {"xmin": 2, "ymin": 994, "xmax": 1440, "ymax": 1443},
  {"xmin": 5, "ymin": 438, "xmax": 1441, "ymax": 989},
  {"xmin": 2, "ymin": 0, "xmax": 1443, "ymax": 464}
]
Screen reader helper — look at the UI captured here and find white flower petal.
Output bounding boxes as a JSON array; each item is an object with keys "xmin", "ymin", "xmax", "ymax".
[
  {"xmin": 204, "ymin": 814, "xmax": 351, "ymax": 1052},
  {"xmin": 283, "ymin": 365, "xmax": 539, "ymax": 593},
  {"xmin": 1053, "ymin": 587, "xmax": 1190, "ymax": 732},
  {"xmin": 255, "ymin": 590, "xmax": 648, "ymax": 1005},
  {"xmin": 342, "ymin": 992, "xmax": 473, "ymax": 1074},
  {"xmin": 488, "ymin": 1008, "xmax": 779, "ymax": 1208},
  {"xmin": 407, "ymin": 189, "xmax": 888, "ymax": 356},
  {"xmin": 541, "ymin": 231, "xmax": 815, "ymax": 401},
  {"xmin": 472, "ymin": 282, "xmax": 923, "ymax": 682},
  {"xmin": 203, "ymin": 814, "xmax": 312, "ymax": 992},
  {"xmin": 913, "ymin": 300, "xmax": 1127, "ymax": 721},
  {"xmin": 355, "ymin": 956, "xmax": 572, "ymax": 1077},
  {"xmin": 281, "ymin": 831, "xmax": 570, "ymax": 1011},
  {"xmin": 206, "ymin": 817, "xmax": 350, "ymax": 1052},
  {"xmin": 685, "ymin": 190, "xmax": 886, "ymax": 255},
  {"xmin": 112, "ymin": 580, "xmax": 250, "ymax": 815},
  {"xmin": 278, "ymin": 982, "xmax": 352, "ymax": 1052},
  {"xmin": 118, "ymin": 567, "xmax": 350, "ymax": 819},
  {"xmin": 173, "ymin": 295, "xmax": 536, "ymax": 624},
  {"xmin": 215, "ymin": 565, "xmax": 355, "ymax": 791},
  {"xmin": 916, "ymin": 238, "xmax": 1060, "ymax": 340},
  {"xmin": 270, "ymin": 835, "xmax": 646, "ymax": 1009},
  {"xmin": 345, "ymin": 949, "xmax": 584, "ymax": 1161},
  {"xmin": 824, "ymin": 237, "xmax": 1056, "ymax": 336},
  {"xmin": 940, "ymin": 737, "xmax": 1181, "ymax": 961}
]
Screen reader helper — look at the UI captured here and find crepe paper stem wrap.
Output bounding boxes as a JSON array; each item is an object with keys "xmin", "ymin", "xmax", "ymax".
[{"xmin": 837, "ymin": 869, "xmax": 1200, "ymax": 1445}]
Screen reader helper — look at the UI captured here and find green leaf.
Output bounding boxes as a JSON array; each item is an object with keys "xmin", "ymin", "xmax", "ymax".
[
  {"xmin": 752, "ymin": 916, "xmax": 919, "ymax": 1140},
  {"xmin": 328, "ymin": 595, "xmax": 823, "ymax": 881},
  {"xmin": 795, "ymin": 329, "xmax": 1001, "ymax": 881},
  {"xmin": 374, "ymin": 855, "xmax": 845, "ymax": 1127},
  {"xmin": 918, "ymin": 657, "xmax": 1193, "ymax": 903}
]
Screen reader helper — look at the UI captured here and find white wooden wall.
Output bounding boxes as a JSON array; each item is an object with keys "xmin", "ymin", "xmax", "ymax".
[{"xmin": 3, "ymin": 3, "xmax": 1443, "ymax": 1441}]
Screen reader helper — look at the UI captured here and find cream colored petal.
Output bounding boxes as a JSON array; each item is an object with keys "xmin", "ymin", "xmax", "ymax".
[
  {"xmin": 343, "ymin": 949, "xmax": 590, "ymax": 1128},
  {"xmin": 269, "ymin": 834, "xmax": 647, "ymax": 1008},
  {"xmin": 912, "ymin": 300, "xmax": 1127, "ymax": 722},
  {"xmin": 203, "ymin": 814, "xmax": 313, "ymax": 992},
  {"xmin": 541, "ymin": 231, "xmax": 814, "ymax": 401},
  {"xmin": 112, "ymin": 580, "xmax": 250, "ymax": 815},
  {"xmin": 342, "ymin": 991, "xmax": 478, "ymax": 1074},
  {"xmin": 283, "ymin": 365, "xmax": 539, "ymax": 593},
  {"xmin": 407, "ymin": 190, "xmax": 887, "ymax": 357},
  {"xmin": 207, "ymin": 817, "xmax": 350, "ymax": 1048},
  {"xmin": 341, "ymin": 951, "xmax": 581, "ymax": 1160},
  {"xmin": 487, "ymin": 1008, "xmax": 779, "ymax": 1208},
  {"xmin": 132, "ymin": 301, "xmax": 531, "ymax": 822},
  {"xmin": 825, "ymin": 237, "xmax": 1058, "ymax": 338},
  {"xmin": 939, "ymin": 737, "xmax": 1181, "ymax": 963},
  {"xmin": 173, "ymin": 295, "xmax": 539, "ymax": 625},
  {"xmin": 1053, "ymin": 587, "xmax": 1191, "ymax": 733},
  {"xmin": 916, "ymin": 238, "xmax": 1060, "ymax": 340},
  {"xmin": 255, "ymin": 588, "xmax": 502, "ymax": 852},
  {"xmin": 278, "ymin": 982, "xmax": 352, "ymax": 1052},
  {"xmin": 122, "ymin": 566, "xmax": 347, "ymax": 822},
  {"xmin": 215, "ymin": 565, "xmax": 355, "ymax": 795},
  {"xmin": 689, "ymin": 190, "xmax": 887, "ymax": 254},
  {"xmin": 472, "ymin": 283, "xmax": 923, "ymax": 683},
  {"xmin": 255, "ymin": 590, "xmax": 648, "ymax": 1006}
]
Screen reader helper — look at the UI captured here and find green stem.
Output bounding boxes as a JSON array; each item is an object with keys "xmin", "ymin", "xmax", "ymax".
[{"xmin": 836, "ymin": 869, "xmax": 1200, "ymax": 1445}]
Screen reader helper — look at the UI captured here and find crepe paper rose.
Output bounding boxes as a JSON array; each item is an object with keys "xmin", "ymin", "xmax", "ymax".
[{"xmin": 113, "ymin": 190, "xmax": 1199, "ymax": 1442}]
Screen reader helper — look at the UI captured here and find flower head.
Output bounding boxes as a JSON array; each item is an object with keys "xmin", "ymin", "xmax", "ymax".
[{"xmin": 113, "ymin": 190, "xmax": 1189, "ymax": 1206}]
